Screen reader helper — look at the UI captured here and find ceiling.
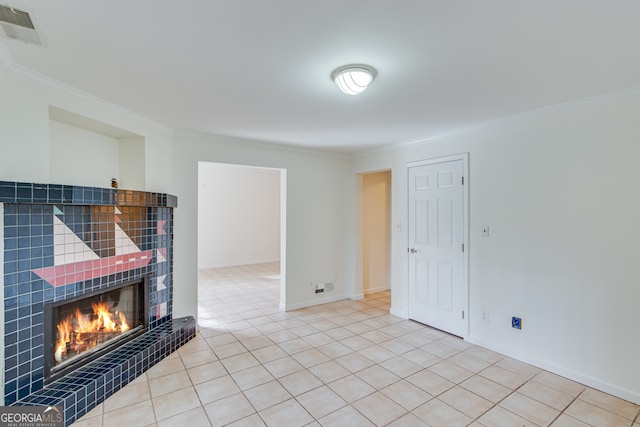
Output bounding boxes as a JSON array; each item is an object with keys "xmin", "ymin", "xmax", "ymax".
[{"xmin": 1, "ymin": 1, "xmax": 639, "ymax": 153}]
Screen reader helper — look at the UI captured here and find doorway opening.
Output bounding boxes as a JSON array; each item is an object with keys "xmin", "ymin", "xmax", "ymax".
[
  {"xmin": 358, "ymin": 170, "xmax": 392, "ymax": 298},
  {"xmin": 197, "ymin": 162, "xmax": 287, "ymax": 328}
]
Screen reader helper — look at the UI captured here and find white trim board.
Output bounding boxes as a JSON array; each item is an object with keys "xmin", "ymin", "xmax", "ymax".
[
  {"xmin": 280, "ymin": 292, "xmax": 350, "ymax": 312},
  {"xmin": 467, "ymin": 335, "xmax": 640, "ymax": 406}
]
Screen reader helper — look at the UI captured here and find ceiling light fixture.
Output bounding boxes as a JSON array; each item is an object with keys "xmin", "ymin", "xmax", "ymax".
[{"xmin": 331, "ymin": 64, "xmax": 376, "ymax": 95}]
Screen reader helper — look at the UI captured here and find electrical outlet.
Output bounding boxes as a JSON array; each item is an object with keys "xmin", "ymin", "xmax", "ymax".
[
  {"xmin": 481, "ymin": 225, "xmax": 490, "ymax": 237},
  {"xmin": 314, "ymin": 283, "xmax": 325, "ymax": 294},
  {"xmin": 481, "ymin": 312, "xmax": 490, "ymax": 323},
  {"xmin": 512, "ymin": 316, "xmax": 522, "ymax": 329}
]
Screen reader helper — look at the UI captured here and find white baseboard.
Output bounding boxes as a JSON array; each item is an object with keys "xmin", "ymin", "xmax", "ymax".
[
  {"xmin": 350, "ymin": 293, "xmax": 365, "ymax": 300},
  {"xmin": 282, "ymin": 293, "xmax": 350, "ymax": 311},
  {"xmin": 364, "ymin": 285, "xmax": 390, "ymax": 294},
  {"xmin": 466, "ymin": 335, "xmax": 640, "ymax": 405}
]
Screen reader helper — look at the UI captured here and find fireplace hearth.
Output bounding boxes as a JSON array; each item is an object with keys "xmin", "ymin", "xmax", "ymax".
[{"xmin": 44, "ymin": 276, "xmax": 149, "ymax": 383}]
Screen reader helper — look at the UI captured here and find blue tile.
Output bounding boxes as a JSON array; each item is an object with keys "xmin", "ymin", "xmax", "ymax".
[
  {"xmin": 18, "ymin": 317, "xmax": 30, "ymax": 330},
  {"xmin": 17, "ymin": 204, "xmax": 31, "ymax": 215},
  {"xmin": 16, "ymin": 184, "xmax": 32, "ymax": 201},
  {"xmin": 48, "ymin": 185, "xmax": 63, "ymax": 203},
  {"xmin": 4, "ymin": 344, "xmax": 18, "ymax": 357},
  {"xmin": 4, "ymin": 225, "xmax": 17, "ymax": 238},
  {"xmin": 18, "ymin": 259, "xmax": 30, "ymax": 272},
  {"xmin": 5, "ymin": 285, "xmax": 18, "ymax": 298},
  {"xmin": 5, "ymin": 354, "xmax": 17, "ymax": 370},
  {"xmin": 33, "ymin": 186, "xmax": 47, "ymax": 202},
  {"xmin": 5, "ymin": 379, "xmax": 17, "ymax": 393},
  {"xmin": 0, "ymin": 181, "xmax": 17, "ymax": 201},
  {"xmin": 18, "ymin": 281, "xmax": 30, "ymax": 295},
  {"xmin": 32, "ymin": 334, "xmax": 43, "ymax": 347},
  {"xmin": 4, "ymin": 261, "xmax": 18, "ymax": 274},
  {"xmin": 18, "ymin": 306, "xmax": 30, "ymax": 320},
  {"xmin": 17, "ymin": 385, "xmax": 30, "ymax": 401},
  {"xmin": 32, "ymin": 292, "xmax": 43, "ymax": 305},
  {"xmin": 5, "ymin": 297, "xmax": 18, "ymax": 310},
  {"xmin": 18, "ymin": 351, "xmax": 31, "ymax": 366},
  {"xmin": 72, "ymin": 186, "xmax": 84, "ymax": 202},
  {"xmin": 18, "ymin": 328, "xmax": 30, "ymax": 342},
  {"xmin": 18, "ymin": 247, "xmax": 30, "ymax": 259},
  {"xmin": 18, "ymin": 271, "xmax": 33, "ymax": 285}
]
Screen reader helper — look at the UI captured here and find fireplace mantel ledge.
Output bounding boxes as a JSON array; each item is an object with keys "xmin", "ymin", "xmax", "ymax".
[{"xmin": 0, "ymin": 181, "xmax": 177, "ymax": 207}]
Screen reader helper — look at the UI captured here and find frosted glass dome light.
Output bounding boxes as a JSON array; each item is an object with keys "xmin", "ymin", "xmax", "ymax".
[{"xmin": 331, "ymin": 64, "xmax": 376, "ymax": 95}]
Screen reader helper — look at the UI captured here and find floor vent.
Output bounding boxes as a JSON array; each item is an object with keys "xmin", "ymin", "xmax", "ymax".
[{"xmin": 0, "ymin": 4, "xmax": 45, "ymax": 45}]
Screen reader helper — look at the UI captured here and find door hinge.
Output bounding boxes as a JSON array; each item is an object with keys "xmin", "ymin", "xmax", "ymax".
[
  {"xmin": 461, "ymin": 176, "xmax": 464, "ymax": 185},
  {"xmin": 462, "ymin": 310, "xmax": 465, "ymax": 319},
  {"xmin": 462, "ymin": 243, "xmax": 464, "ymax": 252}
]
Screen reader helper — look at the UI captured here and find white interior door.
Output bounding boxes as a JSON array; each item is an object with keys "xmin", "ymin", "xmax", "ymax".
[{"xmin": 408, "ymin": 158, "xmax": 467, "ymax": 337}]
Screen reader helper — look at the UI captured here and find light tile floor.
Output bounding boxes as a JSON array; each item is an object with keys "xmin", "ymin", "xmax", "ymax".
[{"xmin": 74, "ymin": 262, "xmax": 640, "ymax": 426}]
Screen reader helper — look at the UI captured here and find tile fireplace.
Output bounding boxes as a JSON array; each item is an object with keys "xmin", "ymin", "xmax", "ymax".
[{"xmin": 0, "ymin": 181, "xmax": 195, "ymax": 425}]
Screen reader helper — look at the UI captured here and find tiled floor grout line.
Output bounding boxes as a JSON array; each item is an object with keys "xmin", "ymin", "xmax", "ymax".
[
  {"xmin": 74, "ymin": 262, "xmax": 640, "ymax": 426},
  {"xmin": 548, "ymin": 390, "xmax": 586, "ymax": 427}
]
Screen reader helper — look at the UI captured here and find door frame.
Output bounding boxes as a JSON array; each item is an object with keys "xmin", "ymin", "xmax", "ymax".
[{"xmin": 406, "ymin": 153, "xmax": 469, "ymax": 338}]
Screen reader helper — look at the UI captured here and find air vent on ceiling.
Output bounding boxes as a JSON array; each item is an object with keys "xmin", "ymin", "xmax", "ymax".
[{"xmin": 0, "ymin": 4, "xmax": 45, "ymax": 46}]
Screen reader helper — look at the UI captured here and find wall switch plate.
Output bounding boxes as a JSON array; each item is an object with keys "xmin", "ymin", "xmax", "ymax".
[
  {"xmin": 512, "ymin": 316, "xmax": 522, "ymax": 329},
  {"xmin": 481, "ymin": 225, "xmax": 490, "ymax": 237}
]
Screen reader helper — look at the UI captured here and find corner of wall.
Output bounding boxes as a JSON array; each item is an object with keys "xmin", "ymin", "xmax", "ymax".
[{"xmin": 389, "ymin": 306, "xmax": 408, "ymax": 320}]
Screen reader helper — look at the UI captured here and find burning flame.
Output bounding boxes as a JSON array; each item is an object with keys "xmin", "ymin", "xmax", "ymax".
[{"xmin": 54, "ymin": 301, "xmax": 129, "ymax": 363}]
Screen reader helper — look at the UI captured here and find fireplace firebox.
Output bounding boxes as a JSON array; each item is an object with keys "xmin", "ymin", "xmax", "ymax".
[{"xmin": 43, "ymin": 276, "xmax": 149, "ymax": 383}]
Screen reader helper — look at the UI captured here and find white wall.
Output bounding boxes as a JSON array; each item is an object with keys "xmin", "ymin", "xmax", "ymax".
[
  {"xmin": 119, "ymin": 136, "xmax": 146, "ymax": 191},
  {"xmin": 362, "ymin": 171, "xmax": 391, "ymax": 293},
  {"xmin": 172, "ymin": 132, "xmax": 351, "ymax": 314},
  {"xmin": 350, "ymin": 89, "xmax": 640, "ymax": 404},
  {"xmin": 198, "ymin": 162, "xmax": 281, "ymax": 269},
  {"xmin": 0, "ymin": 64, "xmax": 173, "ymax": 193},
  {"xmin": 49, "ymin": 119, "xmax": 120, "ymax": 188}
]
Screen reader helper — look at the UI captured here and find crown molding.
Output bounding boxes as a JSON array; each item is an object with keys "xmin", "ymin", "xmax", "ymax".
[
  {"xmin": 8, "ymin": 60, "xmax": 173, "ymax": 134},
  {"xmin": 356, "ymin": 85, "xmax": 640, "ymax": 158},
  {"xmin": 177, "ymin": 127, "xmax": 351, "ymax": 162}
]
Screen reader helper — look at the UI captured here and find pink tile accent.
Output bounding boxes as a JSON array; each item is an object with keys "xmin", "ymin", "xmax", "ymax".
[
  {"xmin": 32, "ymin": 250, "xmax": 153, "ymax": 287},
  {"xmin": 157, "ymin": 248, "xmax": 167, "ymax": 263},
  {"xmin": 157, "ymin": 220, "xmax": 167, "ymax": 235}
]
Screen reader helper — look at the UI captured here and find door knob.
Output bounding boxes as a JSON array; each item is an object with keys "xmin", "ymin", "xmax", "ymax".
[{"xmin": 408, "ymin": 248, "xmax": 420, "ymax": 253}]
